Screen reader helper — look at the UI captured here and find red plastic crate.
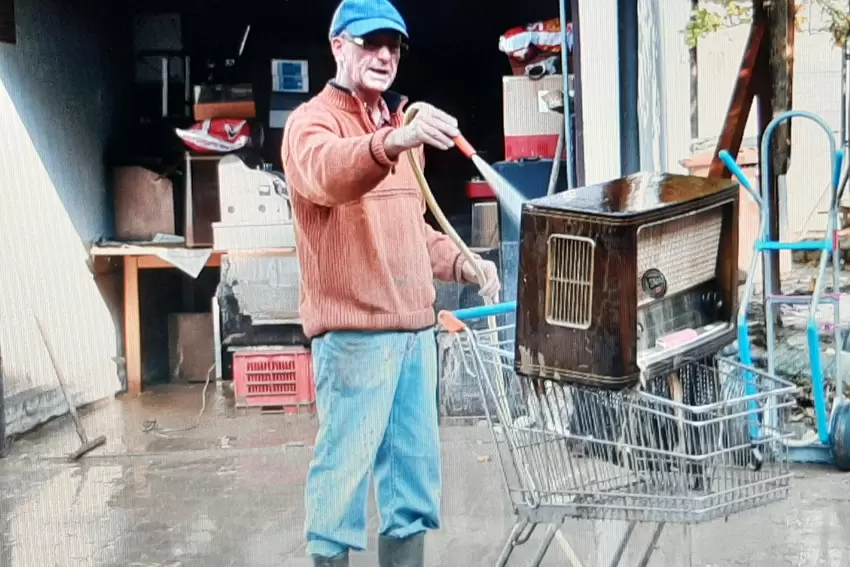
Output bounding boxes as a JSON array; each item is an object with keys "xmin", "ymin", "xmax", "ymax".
[
  {"xmin": 232, "ymin": 347, "xmax": 315, "ymax": 412},
  {"xmin": 466, "ymin": 179, "xmax": 496, "ymax": 199}
]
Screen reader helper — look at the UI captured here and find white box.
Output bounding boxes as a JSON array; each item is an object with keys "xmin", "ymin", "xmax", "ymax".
[
  {"xmin": 217, "ymin": 155, "xmax": 291, "ymax": 225},
  {"xmin": 269, "ymin": 110, "xmax": 293, "ymax": 129},
  {"xmin": 212, "ymin": 222, "xmax": 296, "ymax": 251},
  {"xmin": 222, "ymin": 252, "xmax": 301, "ymax": 321},
  {"xmin": 502, "ymin": 75, "xmax": 565, "ymax": 138},
  {"xmin": 471, "ymin": 202, "xmax": 499, "ymax": 248},
  {"xmin": 502, "ymin": 75, "xmax": 570, "ymax": 160}
]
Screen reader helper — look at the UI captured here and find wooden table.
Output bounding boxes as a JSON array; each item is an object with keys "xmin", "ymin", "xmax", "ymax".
[{"xmin": 91, "ymin": 245, "xmax": 222, "ymax": 394}]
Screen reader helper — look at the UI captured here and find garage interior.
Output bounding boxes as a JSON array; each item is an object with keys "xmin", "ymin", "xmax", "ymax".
[{"xmin": 0, "ymin": 0, "xmax": 576, "ymax": 437}]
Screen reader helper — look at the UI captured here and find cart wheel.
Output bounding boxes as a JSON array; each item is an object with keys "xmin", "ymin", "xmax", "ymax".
[
  {"xmin": 747, "ymin": 445, "xmax": 764, "ymax": 472},
  {"xmin": 831, "ymin": 402, "xmax": 850, "ymax": 471}
]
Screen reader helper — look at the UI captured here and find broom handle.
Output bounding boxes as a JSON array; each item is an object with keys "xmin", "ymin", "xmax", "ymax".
[{"xmin": 34, "ymin": 315, "xmax": 88, "ymax": 443}]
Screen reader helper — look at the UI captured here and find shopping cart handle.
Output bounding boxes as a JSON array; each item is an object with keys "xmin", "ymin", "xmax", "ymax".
[
  {"xmin": 437, "ymin": 302, "xmax": 517, "ymax": 331},
  {"xmin": 451, "ymin": 302, "xmax": 516, "ymax": 321}
]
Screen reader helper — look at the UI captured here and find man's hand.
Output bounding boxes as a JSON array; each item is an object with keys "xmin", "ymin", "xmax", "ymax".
[
  {"xmin": 461, "ymin": 258, "xmax": 501, "ymax": 302},
  {"xmin": 384, "ymin": 103, "xmax": 460, "ymax": 159}
]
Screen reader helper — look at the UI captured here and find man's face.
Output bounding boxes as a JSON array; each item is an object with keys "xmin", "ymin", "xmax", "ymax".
[{"xmin": 332, "ymin": 31, "xmax": 406, "ymax": 94}]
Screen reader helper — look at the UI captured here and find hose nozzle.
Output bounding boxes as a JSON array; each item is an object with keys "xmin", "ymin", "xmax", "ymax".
[{"xmin": 453, "ymin": 135, "xmax": 477, "ymax": 159}]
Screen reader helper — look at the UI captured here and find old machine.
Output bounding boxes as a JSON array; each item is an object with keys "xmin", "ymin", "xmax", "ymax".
[{"xmin": 515, "ymin": 172, "xmax": 741, "ymax": 388}]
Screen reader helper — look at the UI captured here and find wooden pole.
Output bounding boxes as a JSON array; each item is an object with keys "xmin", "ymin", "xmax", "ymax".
[{"xmin": 708, "ymin": 21, "xmax": 765, "ymax": 178}]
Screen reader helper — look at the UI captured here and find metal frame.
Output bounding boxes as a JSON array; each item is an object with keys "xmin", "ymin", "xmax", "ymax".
[
  {"xmin": 617, "ymin": 0, "xmax": 640, "ymax": 176},
  {"xmin": 568, "ymin": 0, "xmax": 586, "ymax": 186},
  {"xmin": 558, "ymin": 0, "xmax": 577, "ymax": 189}
]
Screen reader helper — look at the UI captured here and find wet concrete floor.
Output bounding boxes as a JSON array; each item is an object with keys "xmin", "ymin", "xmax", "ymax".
[{"xmin": 3, "ymin": 383, "xmax": 850, "ymax": 566}]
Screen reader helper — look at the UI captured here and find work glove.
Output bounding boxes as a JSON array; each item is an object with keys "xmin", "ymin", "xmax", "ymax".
[
  {"xmin": 388, "ymin": 102, "xmax": 460, "ymax": 151},
  {"xmin": 461, "ymin": 257, "xmax": 501, "ymax": 302}
]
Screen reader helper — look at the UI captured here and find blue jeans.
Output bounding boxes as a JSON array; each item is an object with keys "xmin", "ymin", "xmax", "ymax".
[{"xmin": 305, "ymin": 329, "xmax": 441, "ymax": 558}]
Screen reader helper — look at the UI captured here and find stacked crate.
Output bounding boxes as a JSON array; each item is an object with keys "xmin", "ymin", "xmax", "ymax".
[
  {"xmin": 212, "ymin": 156, "xmax": 314, "ymax": 412},
  {"xmin": 231, "ymin": 346, "xmax": 314, "ymax": 413}
]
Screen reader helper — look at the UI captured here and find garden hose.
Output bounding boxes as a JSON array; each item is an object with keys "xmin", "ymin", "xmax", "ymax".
[
  {"xmin": 402, "ymin": 104, "xmax": 493, "ymax": 308},
  {"xmin": 402, "ymin": 105, "xmax": 514, "ymax": 427}
]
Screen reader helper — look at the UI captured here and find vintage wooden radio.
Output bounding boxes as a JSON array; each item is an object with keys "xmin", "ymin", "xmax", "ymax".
[{"xmin": 515, "ymin": 172, "xmax": 740, "ymax": 389}]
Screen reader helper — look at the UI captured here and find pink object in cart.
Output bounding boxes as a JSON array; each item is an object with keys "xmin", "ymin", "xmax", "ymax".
[{"xmin": 656, "ymin": 328, "xmax": 699, "ymax": 349}]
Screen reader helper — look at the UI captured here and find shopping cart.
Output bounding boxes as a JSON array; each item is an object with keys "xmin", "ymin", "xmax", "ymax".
[{"xmin": 437, "ymin": 302, "xmax": 797, "ymax": 567}]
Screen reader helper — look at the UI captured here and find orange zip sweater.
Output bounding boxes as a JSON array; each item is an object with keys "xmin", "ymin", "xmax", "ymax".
[{"xmin": 281, "ymin": 83, "xmax": 466, "ymax": 338}]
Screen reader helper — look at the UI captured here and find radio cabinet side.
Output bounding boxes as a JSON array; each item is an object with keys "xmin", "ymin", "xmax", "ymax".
[{"xmin": 515, "ymin": 211, "xmax": 639, "ymax": 384}]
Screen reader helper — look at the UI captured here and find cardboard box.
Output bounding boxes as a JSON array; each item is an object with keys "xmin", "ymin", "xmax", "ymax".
[
  {"xmin": 168, "ymin": 313, "xmax": 215, "ymax": 383},
  {"xmin": 193, "ymin": 101, "xmax": 256, "ymax": 121},
  {"xmin": 113, "ymin": 167, "xmax": 175, "ymax": 241},
  {"xmin": 502, "ymin": 75, "xmax": 566, "ymax": 160},
  {"xmin": 471, "ymin": 202, "xmax": 500, "ymax": 249}
]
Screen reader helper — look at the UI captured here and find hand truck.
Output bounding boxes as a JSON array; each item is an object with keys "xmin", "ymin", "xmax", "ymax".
[{"xmin": 719, "ymin": 109, "xmax": 850, "ymax": 469}]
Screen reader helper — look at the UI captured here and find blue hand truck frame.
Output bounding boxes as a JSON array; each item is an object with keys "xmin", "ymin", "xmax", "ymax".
[{"xmin": 719, "ymin": 109, "xmax": 850, "ymax": 469}]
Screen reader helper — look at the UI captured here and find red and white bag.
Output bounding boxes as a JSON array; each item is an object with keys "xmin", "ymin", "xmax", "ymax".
[
  {"xmin": 499, "ymin": 18, "xmax": 573, "ymax": 63},
  {"xmin": 175, "ymin": 119, "xmax": 252, "ymax": 153}
]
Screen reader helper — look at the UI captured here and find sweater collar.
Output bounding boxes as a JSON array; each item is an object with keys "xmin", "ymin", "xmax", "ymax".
[{"xmin": 321, "ymin": 81, "xmax": 408, "ymax": 115}]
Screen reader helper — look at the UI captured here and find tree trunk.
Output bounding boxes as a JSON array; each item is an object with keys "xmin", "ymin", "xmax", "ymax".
[{"xmin": 754, "ymin": 0, "xmax": 795, "ymax": 302}]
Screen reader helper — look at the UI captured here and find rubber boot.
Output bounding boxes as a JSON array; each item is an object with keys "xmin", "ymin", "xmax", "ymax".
[
  {"xmin": 378, "ymin": 533, "xmax": 425, "ymax": 567},
  {"xmin": 312, "ymin": 551, "xmax": 349, "ymax": 567}
]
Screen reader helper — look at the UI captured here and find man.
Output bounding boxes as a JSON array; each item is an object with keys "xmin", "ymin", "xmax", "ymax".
[{"xmin": 280, "ymin": 1, "xmax": 501, "ymax": 566}]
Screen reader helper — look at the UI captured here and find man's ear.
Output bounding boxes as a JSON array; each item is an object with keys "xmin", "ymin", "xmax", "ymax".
[{"xmin": 330, "ymin": 36, "xmax": 345, "ymax": 60}]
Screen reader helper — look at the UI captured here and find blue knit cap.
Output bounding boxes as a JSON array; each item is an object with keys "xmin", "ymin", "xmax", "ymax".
[{"xmin": 329, "ymin": 0, "xmax": 408, "ymax": 40}]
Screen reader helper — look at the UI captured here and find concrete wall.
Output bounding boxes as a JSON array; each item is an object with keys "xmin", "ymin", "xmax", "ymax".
[
  {"xmin": 639, "ymin": 1, "xmax": 843, "ymax": 241},
  {"xmin": 637, "ymin": 0, "xmax": 691, "ymax": 175},
  {"xmin": 0, "ymin": 0, "xmax": 127, "ymax": 435},
  {"xmin": 697, "ymin": 7, "xmax": 843, "ymax": 241}
]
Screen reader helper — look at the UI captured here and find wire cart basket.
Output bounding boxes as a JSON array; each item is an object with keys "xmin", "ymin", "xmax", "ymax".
[{"xmin": 438, "ymin": 302, "xmax": 798, "ymax": 567}]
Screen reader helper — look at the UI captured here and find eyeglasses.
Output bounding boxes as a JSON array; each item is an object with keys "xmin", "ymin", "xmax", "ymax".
[{"xmin": 345, "ymin": 34, "xmax": 409, "ymax": 57}]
